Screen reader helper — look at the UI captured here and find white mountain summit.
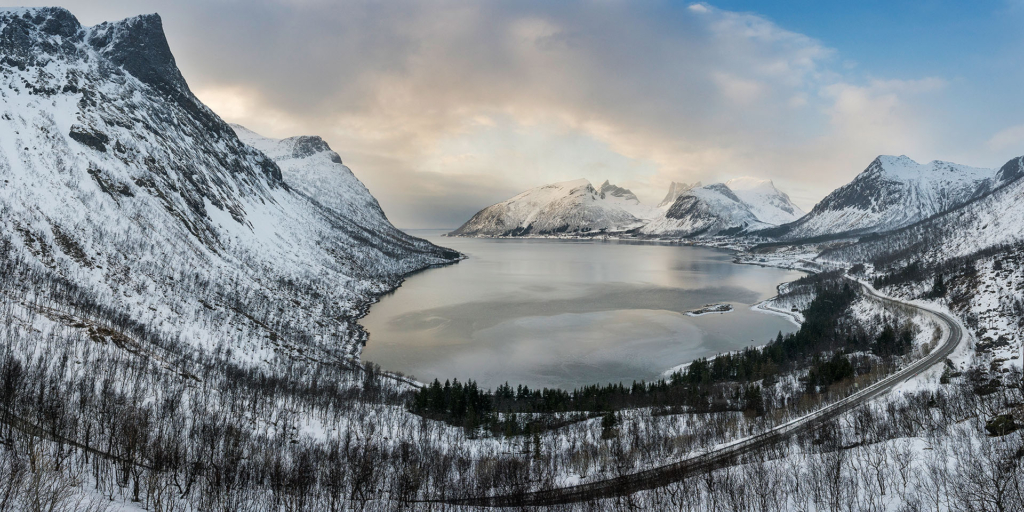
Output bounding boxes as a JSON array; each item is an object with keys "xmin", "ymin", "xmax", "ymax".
[
  {"xmin": 767, "ymin": 155, "xmax": 1006, "ymax": 240},
  {"xmin": 450, "ymin": 179, "xmax": 655, "ymax": 236},
  {"xmin": 640, "ymin": 178, "xmax": 805, "ymax": 237}
]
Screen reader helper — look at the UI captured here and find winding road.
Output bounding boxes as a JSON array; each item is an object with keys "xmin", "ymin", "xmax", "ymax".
[{"xmin": 439, "ymin": 280, "xmax": 964, "ymax": 508}]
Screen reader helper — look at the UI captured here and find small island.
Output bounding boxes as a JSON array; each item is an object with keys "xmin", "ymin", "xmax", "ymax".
[{"xmin": 685, "ymin": 303, "xmax": 734, "ymax": 316}]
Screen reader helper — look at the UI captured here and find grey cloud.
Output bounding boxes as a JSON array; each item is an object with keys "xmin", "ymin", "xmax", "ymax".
[{"xmin": 15, "ymin": 1, "xmax": 997, "ymax": 226}]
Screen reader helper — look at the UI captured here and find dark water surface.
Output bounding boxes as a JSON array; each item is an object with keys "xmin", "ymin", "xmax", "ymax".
[{"xmin": 360, "ymin": 231, "xmax": 804, "ymax": 390}]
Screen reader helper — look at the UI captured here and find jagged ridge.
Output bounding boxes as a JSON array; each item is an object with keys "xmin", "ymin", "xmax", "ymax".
[
  {"xmin": 640, "ymin": 179, "xmax": 804, "ymax": 237},
  {"xmin": 765, "ymin": 155, "xmax": 1003, "ymax": 240},
  {"xmin": 0, "ymin": 7, "xmax": 459, "ymax": 367}
]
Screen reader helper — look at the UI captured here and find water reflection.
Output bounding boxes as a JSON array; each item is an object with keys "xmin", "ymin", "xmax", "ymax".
[{"xmin": 360, "ymin": 232, "xmax": 805, "ymax": 390}]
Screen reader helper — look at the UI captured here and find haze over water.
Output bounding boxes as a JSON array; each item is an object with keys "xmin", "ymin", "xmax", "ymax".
[{"xmin": 360, "ymin": 231, "xmax": 805, "ymax": 390}]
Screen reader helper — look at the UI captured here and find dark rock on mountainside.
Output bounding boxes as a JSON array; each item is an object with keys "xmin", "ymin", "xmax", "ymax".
[
  {"xmin": 666, "ymin": 184, "xmax": 740, "ymax": 218},
  {"xmin": 996, "ymin": 156, "xmax": 1024, "ymax": 184},
  {"xmin": 0, "ymin": 6, "xmax": 460, "ymax": 367},
  {"xmin": 68, "ymin": 125, "xmax": 109, "ymax": 152},
  {"xmin": 763, "ymin": 155, "xmax": 1002, "ymax": 241},
  {"xmin": 291, "ymin": 135, "xmax": 342, "ymax": 164}
]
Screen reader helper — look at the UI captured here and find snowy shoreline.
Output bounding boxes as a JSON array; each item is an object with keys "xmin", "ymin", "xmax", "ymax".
[{"xmin": 684, "ymin": 303, "xmax": 734, "ymax": 317}]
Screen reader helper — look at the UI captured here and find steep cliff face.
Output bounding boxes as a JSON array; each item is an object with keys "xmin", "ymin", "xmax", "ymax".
[{"xmin": 0, "ymin": 7, "xmax": 459, "ymax": 365}]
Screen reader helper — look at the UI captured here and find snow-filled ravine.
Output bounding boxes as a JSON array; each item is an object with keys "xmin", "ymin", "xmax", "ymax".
[{"xmin": 360, "ymin": 231, "xmax": 804, "ymax": 389}]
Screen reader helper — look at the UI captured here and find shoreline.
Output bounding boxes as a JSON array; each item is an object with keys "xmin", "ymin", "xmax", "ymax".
[
  {"xmin": 357, "ymin": 234, "xmax": 810, "ymax": 391},
  {"xmin": 347, "ymin": 242, "xmax": 467, "ymax": 389}
]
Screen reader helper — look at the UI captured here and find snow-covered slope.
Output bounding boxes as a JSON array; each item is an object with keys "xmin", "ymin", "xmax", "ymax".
[
  {"xmin": 641, "ymin": 179, "xmax": 804, "ymax": 237},
  {"xmin": 818, "ymin": 156, "xmax": 1024, "ymax": 378},
  {"xmin": 824, "ymin": 155, "xmax": 1024, "ymax": 264},
  {"xmin": 768, "ymin": 155, "xmax": 1002, "ymax": 240},
  {"xmin": 231, "ymin": 125, "xmax": 446, "ymax": 258},
  {"xmin": 0, "ymin": 7, "xmax": 459, "ymax": 366},
  {"xmin": 725, "ymin": 177, "xmax": 805, "ymax": 225},
  {"xmin": 450, "ymin": 179, "xmax": 651, "ymax": 236}
]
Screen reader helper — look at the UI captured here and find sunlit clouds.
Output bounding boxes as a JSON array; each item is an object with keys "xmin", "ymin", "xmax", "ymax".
[{"xmin": 21, "ymin": 0, "xmax": 1024, "ymax": 227}]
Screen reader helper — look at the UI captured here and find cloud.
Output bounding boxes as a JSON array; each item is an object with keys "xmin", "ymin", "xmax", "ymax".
[
  {"xmin": 819, "ymin": 78, "xmax": 946, "ymax": 152},
  {"xmin": 712, "ymin": 72, "xmax": 765, "ymax": 104},
  {"xmin": 987, "ymin": 124, "xmax": 1024, "ymax": 152},
  {"xmin": 15, "ymin": 0, "xmax": 979, "ymax": 226},
  {"xmin": 193, "ymin": 85, "xmax": 305, "ymax": 138}
]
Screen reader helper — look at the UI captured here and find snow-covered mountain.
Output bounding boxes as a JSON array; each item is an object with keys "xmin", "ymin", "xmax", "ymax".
[
  {"xmin": 0, "ymin": 7, "xmax": 458, "ymax": 365},
  {"xmin": 450, "ymin": 179, "xmax": 654, "ymax": 236},
  {"xmin": 767, "ymin": 155, "xmax": 1003, "ymax": 240},
  {"xmin": 231, "ymin": 125, "xmax": 445, "ymax": 260},
  {"xmin": 641, "ymin": 179, "xmax": 804, "ymax": 237},
  {"xmin": 824, "ymin": 155, "xmax": 1024, "ymax": 264},
  {"xmin": 657, "ymin": 181, "xmax": 700, "ymax": 208},
  {"xmin": 725, "ymin": 177, "xmax": 805, "ymax": 225},
  {"xmin": 819, "ymin": 155, "xmax": 1024, "ymax": 375}
]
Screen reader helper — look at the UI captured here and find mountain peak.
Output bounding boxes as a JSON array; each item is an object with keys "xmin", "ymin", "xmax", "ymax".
[
  {"xmin": 657, "ymin": 181, "xmax": 700, "ymax": 208},
  {"xmin": 289, "ymin": 135, "xmax": 339, "ymax": 162},
  {"xmin": 598, "ymin": 180, "xmax": 640, "ymax": 203},
  {"xmin": 996, "ymin": 155, "xmax": 1024, "ymax": 185},
  {"xmin": 769, "ymin": 154, "xmax": 999, "ymax": 240},
  {"xmin": 88, "ymin": 13, "xmax": 187, "ymax": 100},
  {"xmin": 0, "ymin": 7, "xmax": 84, "ymax": 68},
  {"xmin": 869, "ymin": 154, "xmax": 993, "ymax": 183},
  {"xmin": 451, "ymin": 178, "xmax": 653, "ymax": 236},
  {"xmin": 8, "ymin": 7, "xmax": 81, "ymax": 37},
  {"xmin": 551, "ymin": 178, "xmax": 593, "ymax": 190}
]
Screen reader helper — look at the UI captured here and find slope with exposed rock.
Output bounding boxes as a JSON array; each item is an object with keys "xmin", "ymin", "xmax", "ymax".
[
  {"xmin": 766, "ymin": 155, "xmax": 1004, "ymax": 241},
  {"xmin": 641, "ymin": 179, "xmax": 804, "ymax": 237},
  {"xmin": 0, "ymin": 7, "xmax": 460, "ymax": 367}
]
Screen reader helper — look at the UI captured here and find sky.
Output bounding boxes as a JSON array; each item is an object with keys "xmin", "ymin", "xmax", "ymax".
[{"xmin": 21, "ymin": 0, "xmax": 1024, "ymax": 228}]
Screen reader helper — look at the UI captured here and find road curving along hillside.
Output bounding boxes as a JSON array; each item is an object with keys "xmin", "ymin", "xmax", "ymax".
[{"xmin": 436, "ymin": 279, "xmax": 964, "ymax": 508}]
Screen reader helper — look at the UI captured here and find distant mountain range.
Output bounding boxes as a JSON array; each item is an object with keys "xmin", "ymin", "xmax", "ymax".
[
  {"xmin": 453, "ymin": 153, "xmax": 1024, "ymax": 247},
  {"xmin": 451, "ymin": 177, "xmax": 804, "ymax": 237}
]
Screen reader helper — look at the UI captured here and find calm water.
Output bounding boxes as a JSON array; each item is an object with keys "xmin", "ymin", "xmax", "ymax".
[{"xmin": 360, "ymin": 231, "xmax": 804, "ymax": 390}]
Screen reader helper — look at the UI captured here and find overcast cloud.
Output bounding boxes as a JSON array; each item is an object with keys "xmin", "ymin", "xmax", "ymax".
[{"xmin": 22, "ymin": 1, "xmax": 1024, "ymax": 228}]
